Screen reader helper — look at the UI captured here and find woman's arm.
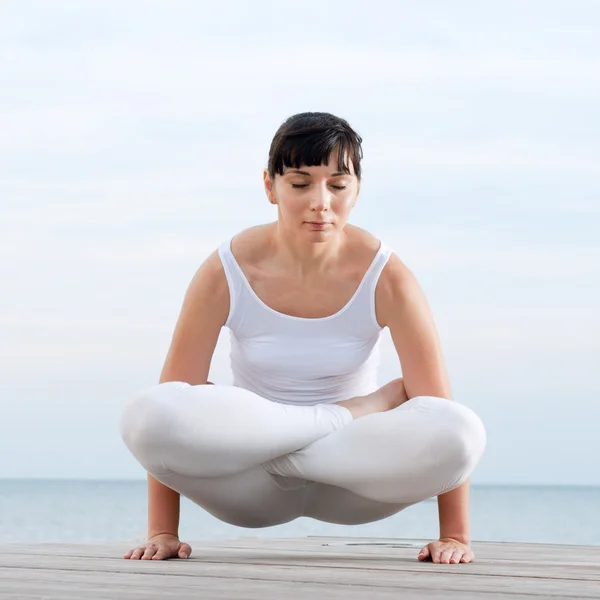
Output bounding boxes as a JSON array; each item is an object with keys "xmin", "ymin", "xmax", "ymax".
[
  {"xmin": 376, "ymin": 253, "xmax": 452, "ymax": 401},
  {"xmin": 376, "ymin": 254, "xmax": 472, "ymax": 549},
  {"xmin": 148, "ymin": 250, "xmax": 230, "ymax": 539},
  {"xmin": 437, "ymin": 477, "xmax": 471, "ymax": 545},
  {"xmin": 158, "ymin": 250, "xmax": 229, "ymax": 386}
]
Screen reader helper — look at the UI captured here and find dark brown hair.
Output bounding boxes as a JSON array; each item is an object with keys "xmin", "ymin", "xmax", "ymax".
[{"xmin": 267, "ymin": 112, "xmax": 364, "ymax": 182}]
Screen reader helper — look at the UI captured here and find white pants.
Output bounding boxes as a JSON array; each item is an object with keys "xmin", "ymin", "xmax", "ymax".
[{"xmin": 119, "ymin": 382, "xmax": 487, "ymax": 528}]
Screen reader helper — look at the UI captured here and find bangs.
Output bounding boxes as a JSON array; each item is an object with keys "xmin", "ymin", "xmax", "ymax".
[{"xmin": 268, "ymin": 113, "xmax": 363, "ymax": 181}]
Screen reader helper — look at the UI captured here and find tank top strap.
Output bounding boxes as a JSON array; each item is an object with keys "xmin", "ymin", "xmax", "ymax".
[
  {"xmin": 218, "ymin": 236, "xmax": 393, "ymax": 330},
  {"xmin": 359, "ymin": 240, "xmax": 393, "ymax": 329},
  {"xmin": 372, "ymin": 241, "xmax": 393, "ymax": 280},
  {"xmin": 217, "ymin": 237, "xmax": 240, "ymax": 328}
]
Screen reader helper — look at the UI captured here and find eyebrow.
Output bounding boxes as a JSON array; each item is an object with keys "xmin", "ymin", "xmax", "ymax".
[{"xmin": 285, "ymin": 170, "xmax": 350, "ymax": 177}]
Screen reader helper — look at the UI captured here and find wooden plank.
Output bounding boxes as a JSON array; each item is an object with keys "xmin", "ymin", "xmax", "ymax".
[
  {"xmin": 1, "ymin": 567, "xmax": 600, "ymax": 600},
  {"xmin": 0, "ymin": 537, "xmax": 598, "ymax": 599},
  {"xmin": 2, "ymin": 544, "xmax": 598, "ymax": 579}
]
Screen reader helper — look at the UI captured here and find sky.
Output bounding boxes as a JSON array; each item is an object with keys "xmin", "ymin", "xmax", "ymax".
[{"xmin": 0, "ymin": 0, "xmax": 598, "ymax": 485}]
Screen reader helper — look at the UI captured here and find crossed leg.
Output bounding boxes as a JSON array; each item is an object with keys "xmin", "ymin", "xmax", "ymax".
[{"xmin": 119, "ymin": 381, "xmax": 486, "ymax": 528}]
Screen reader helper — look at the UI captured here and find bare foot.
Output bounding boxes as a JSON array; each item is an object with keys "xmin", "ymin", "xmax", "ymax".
[{"xmin": 335, "ymin": 378, "xmax": 409, "ymax": 419}]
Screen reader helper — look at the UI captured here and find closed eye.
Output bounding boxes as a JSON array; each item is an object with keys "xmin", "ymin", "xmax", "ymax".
[{"xmin": 291, "ymin": 184, "xmax": 347, "ymax": 190}]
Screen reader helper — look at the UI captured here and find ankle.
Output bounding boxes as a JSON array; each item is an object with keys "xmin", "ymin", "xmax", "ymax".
[{"xmin": 334, "ymin": 395, "xmax": 368, "ymax": 419}]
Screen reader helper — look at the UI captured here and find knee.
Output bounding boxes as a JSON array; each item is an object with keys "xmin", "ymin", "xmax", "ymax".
[
  {"xmin": 440, "ymin": 402, "xmax": 487, "ymax": 472},
  {"xmin": 119, "ymin": 383, "xmax": 177, "ymax": 458}
]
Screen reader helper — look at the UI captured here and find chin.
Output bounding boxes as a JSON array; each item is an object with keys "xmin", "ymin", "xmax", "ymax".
[{"xmin": 305, "ymin": 229, "xmax": 335, "ymax": 240}]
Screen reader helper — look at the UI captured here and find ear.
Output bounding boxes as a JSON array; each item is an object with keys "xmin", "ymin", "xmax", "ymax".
[{"xmin": 263, "ymin": 169, "xmax": 277, "ymax": 204}]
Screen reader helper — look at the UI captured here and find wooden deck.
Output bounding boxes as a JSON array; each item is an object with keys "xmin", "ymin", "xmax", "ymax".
[{"xmin": 1, "ymin": 536, "xmax": 598, "ymax": 599}]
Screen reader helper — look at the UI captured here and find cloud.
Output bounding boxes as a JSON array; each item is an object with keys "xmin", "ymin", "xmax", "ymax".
[
  {"xmin": 0, "ymin": 0, "xmax": 599, "ymax": 483},
  {"xmin": 367, "ymin": 138, "xmax": 600, "ymax": 177}
]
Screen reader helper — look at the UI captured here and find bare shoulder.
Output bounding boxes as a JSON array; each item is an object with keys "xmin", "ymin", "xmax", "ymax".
[
  {"xmin": 193, "ymin": 246, "xmax": 227, "ymax": 286},
  {"xmin": 344, "ymin": 223, "xmax": 381, "ymax": 250},
  {"xmin": 185, "ymin": 248, "xmax": 230, "ymax": 313},
  {"xmin": 343, "ymin": 224, "xmax": 383, "ymax": 262},
  {"xmin": 380, "ymin": 251, "xmax": 415, "ymax": 289},
  {"xmin": 229, "ymin": 222, "xmax": 275, "ymax": 263},
  {"xmin": 375, "ymin": 251, "xmax": 424, "ymax": 327}
]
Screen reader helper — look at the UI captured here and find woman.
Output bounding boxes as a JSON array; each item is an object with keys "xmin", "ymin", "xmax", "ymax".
[{"xmin": 119, "ymin": 112, "xmax": 487, "ymax": 565}]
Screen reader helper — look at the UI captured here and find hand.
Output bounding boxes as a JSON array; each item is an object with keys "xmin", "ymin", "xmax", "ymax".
[
  {"xmin": 123, "ymin": 533, "xmax": 192, "ymax": 560},
  {"xmin": 417, "ymin": 538, "xmax": 474, "ymax": 564}
]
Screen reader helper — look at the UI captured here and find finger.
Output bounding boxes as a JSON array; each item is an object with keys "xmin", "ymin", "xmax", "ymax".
[
  {"xmin": 460, "ymin": 549, "xmax": 475, "ymax": 563},
  {"xmin": 431, "ymin": 547, "xmax": 445, "ymax": 564},
  {"xmin": 123, "ymin": 549, "xmax": 133, "ymax": 559},
  {"xmin": 151, "ymin": 546, "xmax": 170, "ymax": 560},
  {"xmin": 449, "ymin": 549, "xmax": 463, "ymax": 564},
  {"xmin": 129, "ymin": 546, "xmax": 145, "ymax": 560},
  {"xmin": 141, "ymin": 545, "xmax": 157, "ymax": 560},
  {"xmin": 417, "ymin": 546, "xmax": 430, "ymax": 561},
  {"xmin": 178, "ymin": 543, "xmax": 192, "ymax": 559},
  {"xmin": 440, "ymin": 548, "xmax": 454, "ymax": 564}
]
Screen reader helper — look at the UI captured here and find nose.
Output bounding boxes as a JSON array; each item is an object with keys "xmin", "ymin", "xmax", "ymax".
[{"xmin": 308, "ymin": 184, "xmax": 332, "ymax": 212}]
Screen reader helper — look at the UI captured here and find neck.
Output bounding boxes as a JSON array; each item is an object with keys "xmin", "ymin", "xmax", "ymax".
[{"xmin": 271, "ymin": 222, "xmax": 345, "ymax": 277}]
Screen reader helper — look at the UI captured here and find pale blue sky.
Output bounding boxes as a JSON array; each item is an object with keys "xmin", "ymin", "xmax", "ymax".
[{"xmin": 0, "ymin": 1, "xmax": 598, "ymax": 485}]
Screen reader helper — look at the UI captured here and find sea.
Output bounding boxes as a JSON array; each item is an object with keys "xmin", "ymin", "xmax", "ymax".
[{"xmin": 1, "ymin": 480, "xmax": 599, "ymax": 547}]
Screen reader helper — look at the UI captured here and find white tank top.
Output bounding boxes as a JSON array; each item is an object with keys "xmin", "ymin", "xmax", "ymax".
[{"xmin": 217, "ymin": 237, "xmax": 393, "ymax": 406}]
